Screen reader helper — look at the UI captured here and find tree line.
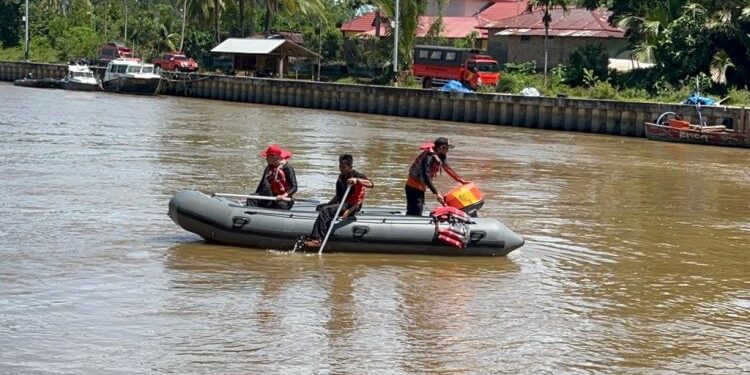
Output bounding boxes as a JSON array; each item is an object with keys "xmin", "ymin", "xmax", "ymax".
[{"xmin": 0, "ymin": 0, "xmax": 748, "ymax": 88}]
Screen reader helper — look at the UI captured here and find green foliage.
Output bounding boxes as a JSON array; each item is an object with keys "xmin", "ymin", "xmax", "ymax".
[
  {"xmin": 343, "ymin": 37, "xmax": 392, "ymax": 80},
  {"xmin": 452, "ymin": 31, "xmax": 478, "ymax": 49},
  {"xmin": 726, "ymin": 88, "xmax": 750, "ymax": 106},
  {"xmin": 503, "ymin": 61, "xmax": 536, "ymax": 75},
  {"xmin": 0, "ymin": 0, "xmax": 22, "ymax": 47},
  {"xmin": 0, "ymin": 36, "xmax": 59, "ymax": 62},
  {"xmin": 565, "ymin": 44, "xmax": 609, "ymax": 86},
  {"xmin": 55, "ymin": 26, "xmax": 100, "ymax": 61},
  {"xmin": 371, "ymin": 0, "xmax": 430, "ymax": 69},
  {"xmin": 183, "ymin": 29, "xmax": 215, "ymax": 66},
  {"xmin": 587, "ymin": 80, "xmax": 618, "ymax": 99},
  {"xmin": 653, "ymin": 10, "xmax": 713, "ymax": 83},
  {"xmin": 495, "ymin": 71, "xmax": 546, "ymax": 94}
]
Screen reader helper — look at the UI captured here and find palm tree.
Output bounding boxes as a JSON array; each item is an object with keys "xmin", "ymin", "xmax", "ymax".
[
  {"xmin": 263, "ymin": 0, "xmax": 324, "ymax": 37},
  {"xmin": 700, "ymin": 1, "xmax": 750, "ymax": 85},
  {"xmin": 525, "ymin": 0, "xmax": 570, "ymax": 86},
  {"xmin": 614, "ymin": 0, "xmax": 686, "ymax": 63},
  {"xmin": 370, "ymin": 0, "xmax": 430, "ymax": 71}
]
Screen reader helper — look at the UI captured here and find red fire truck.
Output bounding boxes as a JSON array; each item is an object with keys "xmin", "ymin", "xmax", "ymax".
[{"xmin": 412, "ymin": 45, "xmax": 500, "ymax": 89}]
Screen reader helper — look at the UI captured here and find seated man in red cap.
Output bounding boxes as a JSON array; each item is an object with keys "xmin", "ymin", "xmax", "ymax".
[
  {"xmin": 304, "ymin": 154, "xmax": 374, "ymax": 248},
  {"xmin": 248, "ymin": 144, "xmax": 298, "ymax": 210},
  {"xmin": 404, "ymin": 137, "xmax": 469, "ymax": 216}
]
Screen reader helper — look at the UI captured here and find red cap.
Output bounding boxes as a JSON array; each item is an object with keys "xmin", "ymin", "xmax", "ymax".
[{"xmin": 259, "ymin": 144, "xmax": 292, "ymax": 159}]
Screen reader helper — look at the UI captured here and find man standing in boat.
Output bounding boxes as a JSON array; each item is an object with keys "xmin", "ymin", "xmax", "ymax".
[
  {"xmin": 304, "ymin": 154, "xmax": 374, "ymax": 248},
  {"xmin": 248, "ymin": 144, "xmax": 298, "ymax": 210},
  {"xmin": 405, "ymin": 137, "xmax": 469, "ymax": 216}
]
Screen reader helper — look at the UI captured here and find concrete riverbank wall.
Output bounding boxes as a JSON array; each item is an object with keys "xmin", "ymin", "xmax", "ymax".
[{"xmin": 2, "ymin": 60, "xmax": 748, "ymax": 135}]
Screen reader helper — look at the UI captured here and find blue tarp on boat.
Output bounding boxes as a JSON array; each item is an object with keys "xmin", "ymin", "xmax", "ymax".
[{"xmin": 684, "ymin": 94, "xmax": 716, "ymax": 106}]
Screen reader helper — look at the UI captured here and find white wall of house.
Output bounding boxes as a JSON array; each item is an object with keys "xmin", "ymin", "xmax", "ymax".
[{"xmin": 488, "ymin": 34, "xmax": 629, "ymax": 67}]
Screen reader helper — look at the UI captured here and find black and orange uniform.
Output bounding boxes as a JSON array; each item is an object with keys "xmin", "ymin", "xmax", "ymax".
[
  {"xmin": 405, "ymin": 149, "xmax": 462, "ymax": 216},
  {"xmin": 247, "ymin": 163, "xmax": 298, "ymax": 210},
  {"xmin": 310, "ymin": 170, "xmax": 370, "ymax": 240}
]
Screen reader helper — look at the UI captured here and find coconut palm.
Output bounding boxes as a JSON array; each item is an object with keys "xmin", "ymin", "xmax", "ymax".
[
  {"xmin": 263, "ymin": 0, "xmax": 325, "ymax": 36},
  {"xmin": 526, "ymin": 0, "xmax": 570, "ymax": 86},
  {"xmin": 700, "ymin": 0, "xmax": 750, "ymax": 85},
  {"xmin": 370, "ymin": 0, "xmax": 430, "ymax": 71}
]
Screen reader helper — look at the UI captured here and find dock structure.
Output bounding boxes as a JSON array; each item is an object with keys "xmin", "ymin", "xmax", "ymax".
[{"xmin": 2, "ymin": 60, "xmax": 748, "ymax": 135}]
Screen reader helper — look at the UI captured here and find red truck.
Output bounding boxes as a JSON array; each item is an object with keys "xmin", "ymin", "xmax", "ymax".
[
  {"xmin": 152, "ymin": 52, "xmax": 199, "ymax": 72},
  {"xmin": 413, "ymin": 45, "xmax": 500, "ymax": 89},
  {"xmin": 97, "ymin": 42, "xmax": 136, "ymax": 65}
]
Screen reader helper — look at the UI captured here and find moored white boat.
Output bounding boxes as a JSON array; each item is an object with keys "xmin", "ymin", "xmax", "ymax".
[
  {"xmin": 60, "ymin": 63, "xmax": 101, "ymax": 91},
  {"xmin": 102, "ymin": 58, "xmax": 162, "ymax": 95}
]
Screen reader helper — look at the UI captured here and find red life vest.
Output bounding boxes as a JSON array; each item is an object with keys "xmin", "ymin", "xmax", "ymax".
[
  {"xmin": 346, "ymin": 183, "xmax": 366, "ymax": 206},
  {"xmin": 431, "ymin": 206, "xmax": 470, "ymax": 249},
  {"xmin": 265, "ymin": 165, "xmax": 289, "ymax": 195},
  {"xmin": 406, "ymin": 149, "xmax": 442, "ymax": 191}
]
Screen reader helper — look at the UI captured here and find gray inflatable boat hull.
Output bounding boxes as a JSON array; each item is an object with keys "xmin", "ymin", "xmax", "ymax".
[{"xmin": 168, "ymin": 190, "xmax": 524, "ymax": 256}]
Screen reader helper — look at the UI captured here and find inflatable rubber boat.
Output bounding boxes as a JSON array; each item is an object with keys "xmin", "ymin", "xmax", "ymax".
[{"xmin": 168, "ymin": 190, "xmax": 524, "ymax": 256}]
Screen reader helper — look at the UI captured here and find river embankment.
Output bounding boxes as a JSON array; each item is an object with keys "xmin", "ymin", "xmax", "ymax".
[{"xmin": 2, "ymin": 60, "xmax": 748, "ymax": 136}]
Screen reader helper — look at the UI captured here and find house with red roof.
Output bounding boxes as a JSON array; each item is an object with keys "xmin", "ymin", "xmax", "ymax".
[
  {"xmin": 340, "ymin": 0, "xmax": 528, "ymax": 49},
  {"xmin": 481, "ymin": 7, "xmax": 627, "ymax": 67}
]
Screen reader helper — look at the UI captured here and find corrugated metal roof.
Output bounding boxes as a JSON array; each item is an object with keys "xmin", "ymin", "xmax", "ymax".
[
  {"xmin": 416, "ymin": 17, "xmax": 482, "ymax": 38},
  {"xmin": 485, "ymin": 7, "xmax": 624, "ymax": 38},
  {"xmin": 210, "ymin": 38, "xmax": 320, "ymax": 58},
  {"xmin": 477, "ymin": 0, "xmax": 528, "ymax": 24},
  {"xmin": 340, "ymin": 12, "xmax": 379, "ymax": 32},
  {"xmin": 211, "ymin": 39, "xmax": 285, "ymax": 54}
]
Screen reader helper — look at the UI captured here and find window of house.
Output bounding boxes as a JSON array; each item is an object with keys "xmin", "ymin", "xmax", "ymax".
[
  {"xmin": 429, "ymin": 51, "xmax": 442, "ymax": 59},
  {"xmin": 445, "ymin": 52, "xmax": 457, "ymax": 61},
  {"xmin": 520, "ymin": 36, "xmax": 530, "ymax": 43}
]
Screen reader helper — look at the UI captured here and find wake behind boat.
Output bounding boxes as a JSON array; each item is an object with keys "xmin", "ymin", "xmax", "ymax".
[{"xmin": 168, "ymin": 190, "xmax": 524, "ymax": 256}]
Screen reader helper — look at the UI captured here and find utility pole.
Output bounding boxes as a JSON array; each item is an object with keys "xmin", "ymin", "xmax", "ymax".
[
  {"xmin": 179, "ymin": 0, "xmax": 187, "ymax": 51},
  {"xmin": 392, "ymin": 0, "xmax": 399, "ymax": 81},
  {"xmin": 124, "ymin": 0, "xmax": 128, "ymax": 43},
  {"xmin": 24, "ymin": 0, "xmax": 29, "ymax": 60},
  {"xmin": 317, "ymin": 24, "xmax": 322, "ymax": 81}
]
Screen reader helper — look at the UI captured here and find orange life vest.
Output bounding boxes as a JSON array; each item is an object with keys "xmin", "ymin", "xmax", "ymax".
[{"xmin": 406, "ymin": 149, "xmax": 442, "ymax": 191}]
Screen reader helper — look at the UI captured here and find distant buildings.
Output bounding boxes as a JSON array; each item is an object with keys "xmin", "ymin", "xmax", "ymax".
[
  {"xmin": 340, "ymin": 0, "xmax": 529, "ymax": 49},
  {"xmin": 481, "ymin": 7, "xmax": 627, "ymax": 68}
]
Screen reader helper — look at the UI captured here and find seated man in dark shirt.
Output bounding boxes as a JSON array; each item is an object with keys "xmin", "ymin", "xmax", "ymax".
[
  {"xmin": 304, "ymin": 154, "xmax": 374, "ymax": 248},
  {"xmin": 247, "ymin": 144, "xmax": 298, "ymax": 210}
]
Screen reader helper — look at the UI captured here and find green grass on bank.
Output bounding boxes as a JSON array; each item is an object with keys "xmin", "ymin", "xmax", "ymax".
[{"xmin": 494, "ymin": 72, "xmax": 750, "ymax": 106}]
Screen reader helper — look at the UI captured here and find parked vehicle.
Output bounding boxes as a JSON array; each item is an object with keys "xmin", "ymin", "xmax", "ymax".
[
  {"xmin": 97, "ymin": 42, "xmax": 134, "ymax": 65},
  {"xmin": 102, "ymin": 58, "xmax": 162, "ymax": 95},
  {"xmin": 413, "ymin": 45, "xmax": 501, "ymax": 89},
  {"xmin": 152, "ymin": 52, "xmax": 199, "ymax": 72}
]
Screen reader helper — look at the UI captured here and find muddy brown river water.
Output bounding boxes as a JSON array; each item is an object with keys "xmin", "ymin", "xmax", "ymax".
[{"xmin": 1, "ymin": 83, "xmax": 748, "ymax": 374}]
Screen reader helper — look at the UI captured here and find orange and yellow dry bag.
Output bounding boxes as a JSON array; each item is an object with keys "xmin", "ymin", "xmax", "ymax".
[{"xmin": 444, "ymin": 182, "xmax": 484, "ymax": 213}]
